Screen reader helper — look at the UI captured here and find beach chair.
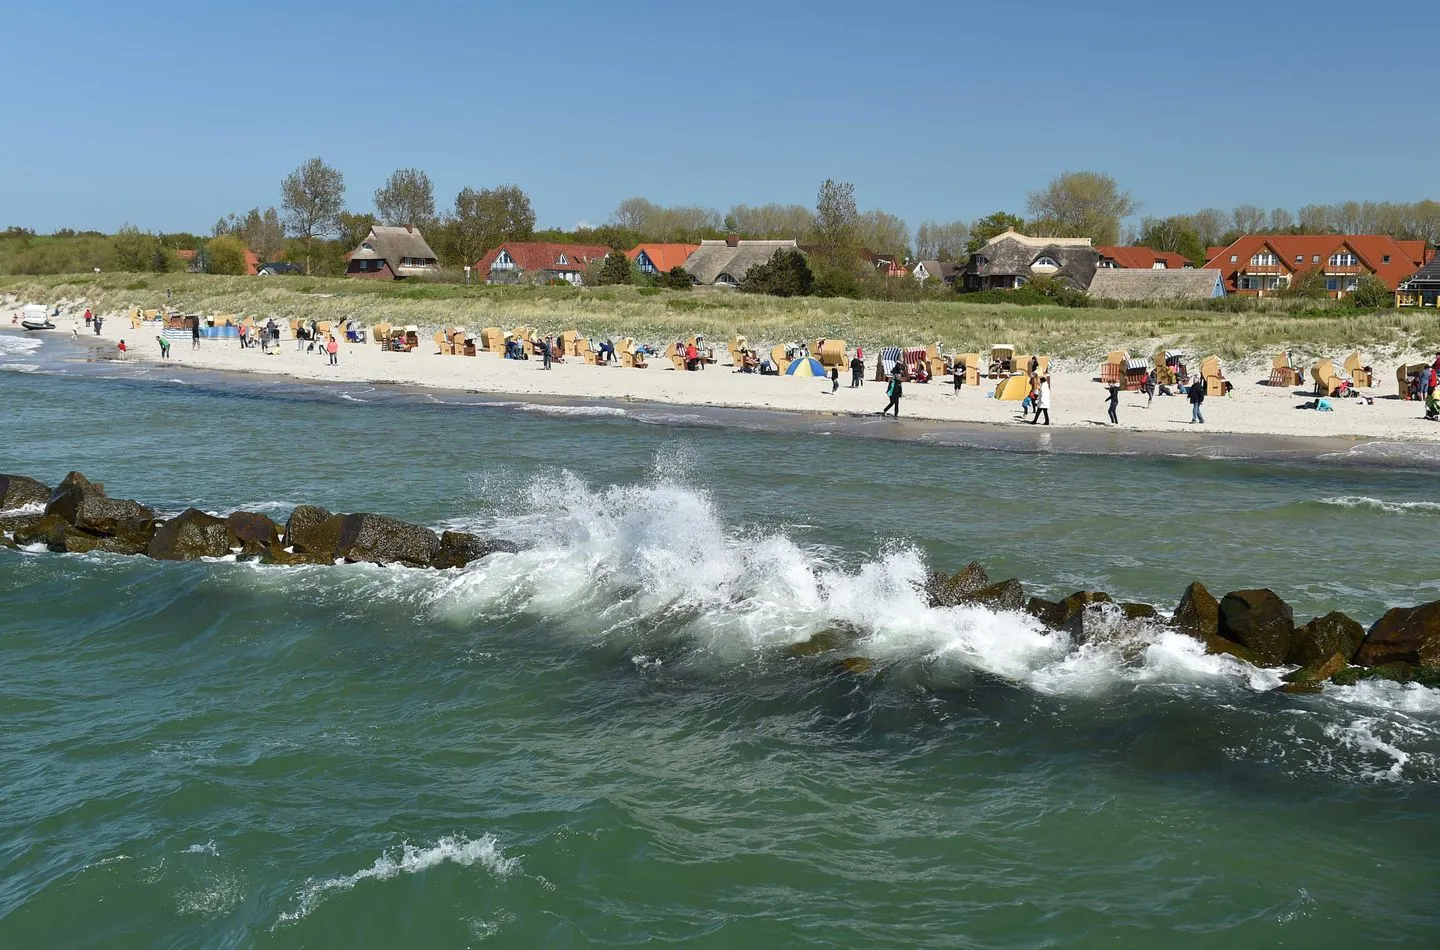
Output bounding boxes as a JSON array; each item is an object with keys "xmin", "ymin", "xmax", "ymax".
[
  {"xmin": 771, "ymin": 344, "xmax": 792, "ymax": 372},
  {"xmin": 559, "ymin": 330, "xmax": 584, "ymax": 357},
  {"xmin": 1397, "ymin": 363, "xmax": 1429, "ymax": 399},
  {"xmin": 402, "ymin": 326, "xmax": 420, "ymax": 350},
  {"xmin": 875, "ymin": 346, "xmax": 902, "ymax": 381},
  {"xmin": 1123, "ymin": 356, "xmax": 1149, "ymax": 391},
  {"xmin": 433, "ymin": 331, "xmax": 449, "ymax": 354},
  {"xmin": 989, "ymin": 344, "xmax": 1015, "ymax": 377},
  {"xmin": 1200, "ymin": 355, "xmax": 1228, "ymax": 397},
  {"xmin": 479, "ymin": 327, "xmax": 504, "ymax": 353},
  {"xmin": 1343, "ymin": 352, "xmax": 1373, "ymax": 388},
  {"xmin": 584, "ymin": 340, "xmax": 602, "ymax": 365},
  {"xmin": 994, "ymin": 375, "xmax": 1030, "ymax": 400},
  {"xmin": 958, "ymin": 352, "xmax": 981, "ymax": 386},
  {"xmin": 815, "ymin": 338, "xmax": 847, "ymax": 373},
  {"xmin": 1100, "ymin": 349, "xmax": 1128, "ymax": 386},
  {"xmin": 1311, "ymin": 359, "xmax": 1345, "ymax": 397},
  {"xmin": 1269, "ymin": 352, "xmax": 1300, "ymax": 387},
  {"xmin": 729, "ymin": 336, "xmax": 748, "ymax": 366}
]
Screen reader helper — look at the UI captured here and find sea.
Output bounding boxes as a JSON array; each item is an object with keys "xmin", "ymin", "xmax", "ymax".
[{"xmin": 3, "ymin": 328, "xmax": 1439, "ymax": 947}]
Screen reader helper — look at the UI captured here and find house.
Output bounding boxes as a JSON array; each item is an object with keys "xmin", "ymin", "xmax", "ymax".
[
  {"xmin": 257, "ymin": 262, "xmax": 304, "ymax": 276},
  {"xmin": 1396, "ymin": 254, "xmax": 1440, "ymax": 308},
  {"xmin": 681, "ymin": 237, "xmax": 802, "ymax": 286},
  {"xmin": 962, "ymin": 230, "xmax": 1098, "ymax": 291},
  {"xmin": 474, "ymin": 242, "xmax": 611, "ymax": 285},
  {"xmin": 912, "ymin": 260, "xmax": 963, "ymax": 285},
  {"xmin": 344, "ymin": 225, "xmax": 441, "ymax": 280},
  {"xmin": 1203, "ymin": 234, "xmax": 1430, "ymax": 298},
  {"xmin": 177, "ymin": 247, "xmax": 261, "ymax": 275},
  {"xmin": 1087, "ymin": 268, "xmax": 1226, "ymax": 302},
  {"xmin": 1095, "ymin": 245, "xmax": 1194, "ymax": 270},
  {"xmin": 626, "ymin": 243, "xmax": 700, "ymax": 276}
]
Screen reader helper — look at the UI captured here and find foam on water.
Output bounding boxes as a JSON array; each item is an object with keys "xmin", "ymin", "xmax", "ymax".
[
  {"xmin": 275, "ymin": 834, "xmax": 516, "ymax": 927},
  {"xmin": 0, "ymin": 333, "xmax": 43, "ymax": 358},
  {"xmin": 1317, "ymin": 495, "xmax": 1440, "ymax": 515},
  {"xmin": 517, "ymin": 403, "xmax": 627, "ymax": 418}
]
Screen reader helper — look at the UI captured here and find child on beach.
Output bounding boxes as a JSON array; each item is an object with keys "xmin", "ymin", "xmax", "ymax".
[
  {"xmin": 829, "ymin": 365, "xmax": 839, "ymax": 393},
  {"xmin": 326, "ymin": 334, "xmax": 339, "ymax": 366},
  {"xmin": 117, "ymin": 339, "xmax": 127, "ymax": 354},
  {"xmin": 156, "ymin": 336, "xmax": 170, "ymax": 359}
]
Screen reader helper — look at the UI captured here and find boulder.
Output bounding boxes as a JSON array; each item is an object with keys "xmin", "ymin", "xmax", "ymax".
[
  {"xmin": 925, "ymin": 561, "xmax": 990, "ymax": 608},
  {"xmin": 1275, "ymin": 681, "xmax": 1323, "ymax": 695},
  {"xmin": 0, "ymin": 510, "xmax": 45, "ymax": 539},
  {"xmin": 1354, "ymin": 600, "xmax": 1440, "ymax": 668},
  {"xmin": 1330, "ymin": 663, "xmax": 1440, "ymax": 688},
  {"xmin": 1288, "ymin": 612, "xmax": 1366, "ymax": 667},
  {"xmin": 1120, "ymin": 602, "xmax": 1158, "ymax": 621},
  {"xmin": 44, "ymin": 472, "xmax": 156, "ymax": 540},
  {"xmin": 226, "ymin": 511, "xmax": 281, "ymax": 559},
  {"xmin": 333, "ymin": 513, "xmax": 440, "ymax": 568},
  {"xmin": 431, "ymin": 530, "xmax": 518, "ymax": 569},
  {"xmin": 283, "ymin": 505, "xmax": 342, "ymax": 558},
  {"xmin": 791, "ymin": 631, "xmax": 840, "ymax": 658},
  {"xmin": 13, "ymin": 513, "xmax": 73, "ymax": 549},
  {"xmin": 1218, "ymin": 589, "xmax": 1295, "ymax": 666},
  {"xmin": 148, "ymin": 508, "xmax": 230, "ymax": 561},
  {"xmin": 835, "ymin": 657, "xmax": 873, "ymax": 676},
  {"xmin": 258, "ymin": 547, "xmax": 330, "ymax": 567},
  {"xmin": 1030, "ymin": 590, "xmax": 1113, "ymax": 633},
  {"xmin": 0, "ymin": 535, "xmax": 14, "ymax": 550},
  {"xmin": 967, "ymin": 578, "xmax": 1025, "ymax": 612},
  {"xmin": 1173, "ymin": 581, "xmax": 1220, "ymax": 640},
  {"xmin": 1280, "ymin": 652, "xmax": 1348, "ymax": 685},
  {"xmin": 14, "ymin": 513, "xmax": 147, "ymax": 555},
  {"xmin": 0, "ymin": 474, "xmax": 50, "ymax": 511}
]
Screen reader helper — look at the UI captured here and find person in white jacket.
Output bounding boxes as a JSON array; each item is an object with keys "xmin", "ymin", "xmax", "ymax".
[{"xmin": 1030, "ymin": 376, "xmax": 1052, "ymax": 425}]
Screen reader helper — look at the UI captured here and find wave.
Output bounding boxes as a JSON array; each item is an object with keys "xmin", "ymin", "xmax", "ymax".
[
  {"xmin": 275, "ymin": 834, "xmax": 515, "ymax": 927},
  {"xmin": 1316, "ymin": 495, "xmax": 1440, "ymax": 515},
  {"xmin": 0, "ymin": 363, "xmax": 40, "ymax": 373},
  {"xmin": 0, "ymin": 333, "xmax": 43, "ymax": 357},
  {"xmin": 517, "ymin": 403, "xmax": 627, "ymax": 418}
]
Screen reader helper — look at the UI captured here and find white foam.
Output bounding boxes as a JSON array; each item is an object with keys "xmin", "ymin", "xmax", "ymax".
[
  {"xmin": 517, "ymin": 403, "xmax": 627, "ymax": 418},
  {"xmin": 0, "ymin": 501, "xmax": 45, "ymax": 516},
  {"xmin": 184, "ymin": 840, "xmax": 219, "ymax": 856},
  {"xmin": 1323, "ymin": 718, "xmax": 1412, "ymax": 781},
  {"xmin": 275, "ymin": 834, "xmax": 515, "ymax": 927},
  {"xmin": 1318, "ymin": 495, "xmax": 1440, "ymax": 515},
  {"xmin": 0, "ymin": 333, "xmax": 42, "ymax": 357},
  {"xmin": 0, "ymin": 363, "xmax": 40, "ymax": 373}
]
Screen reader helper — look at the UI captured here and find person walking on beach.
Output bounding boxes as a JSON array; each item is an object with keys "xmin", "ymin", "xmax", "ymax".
[
  {"xmin": 952, "ymin": 360, "xmax": 963, "ymax": 394},
  {"xmin": 1188, "ymin": 375, "xmax": 1206, "ymax": 423},
  {"xmin": 156, "ymin": 335, "xmax": 170, "ymax": 359},
  {"xmin": 1105, "ymin": 381, "xmax": 1121, "ymax": 425},
  {"xmin": 1143, "ymin": 369, "xmax": 1155, "ymax": 408},
  {"xmin": 879, "ymin": 369, "xmax": 903, "ymax": 418},
  {"xmin": 1030, "ymin": 375, "xmax": 1052, "ymax": 426},
  {"xmin": 83, "ymin": 308, "xmax": 92, "ymax": 327},
  {"xmin": 190, "ymin": 320, "xmax": 201, "ymax": 350},
  {"xmin": 850, "ymin": 354, "xmax": 864, "ymax": 388},
  {"xmin": 542, "ymin": 335, "xmax": 553, "ymax": 370},
  {"xmin": 326, "ymin": 333, "xmax": 339, "ymax": 366},
  {"xmin": 829, "ymin": 365, "xmax": 840, "ymax": 394}
]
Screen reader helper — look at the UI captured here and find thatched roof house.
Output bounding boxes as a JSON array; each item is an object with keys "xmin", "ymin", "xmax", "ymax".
[
  {"xmin": 1087, "ymin": 268, "xmax": 1226, "ymax": 302},
  {"xmin": 345, "ymin": 225, "xmax": 440, "ymax": 280},
  {"xmin": 682, "ymin": 237, "xmax": 801, "ymax": 286},
  {"xmin": 963, "ymin": 230, "xmax": 1098, "ymax": 291}
]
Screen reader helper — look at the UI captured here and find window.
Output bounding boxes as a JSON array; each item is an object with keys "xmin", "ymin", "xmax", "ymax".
[
  {"xmin": 1033, "ymin": 256, "xmax": 1060, "ymax": 268},
  {"xmin": 1152, "ymin": 261, "xmax": 1166, "ymax": 269},
  {"xmin": 361, "ymin": 242, "xmax": 374, "ymax": 252},
  {"xmin": 1295, "ymin": 255, "xmax": 1304, "ymax": 263},
  {"xmin": 1383, "ymin": 255, "xmax": 1391, "ymax": 263},
  {"xmin": 1230, "ymin": 255, "xmax": 1238, "ymax": 263},
  {"xmin": 1250, "ymin": 252, "xmax": 1277, "ymax": 266},
  {"xmin": 1328, "ymin": 252, "xmax": 1357, "ymax": 267},
  {"xmin": 1014, "ymin": 276, "xmax": 1029, "ymax": 287},
  {"xmin": 975, "ymin": 255, "xmax": 989, "ymax": 267},
  {"xmin": 1345, "ymin": 278, "xmax": 1359, "ymax": 291},
  {"xmin": 1326, "ymin": 278, "xmax": 1339, "ymax": 291},
  {"xmin": 557, "ymin": 254, "xmax": 569, "ymax": 266},
  {"xmin": 1312, "ymin": 255, "xmax": 1319, "ymax": 263}
]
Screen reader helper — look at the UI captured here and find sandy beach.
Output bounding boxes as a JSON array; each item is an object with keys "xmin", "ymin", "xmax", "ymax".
[{"xmin": 11, "ymin": 303, "xmax": 1440, "ymax": 443}]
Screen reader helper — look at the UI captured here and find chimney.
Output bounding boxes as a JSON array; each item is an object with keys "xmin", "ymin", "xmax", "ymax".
[
  {"xmin": 726, "ymin": 233, "xmax": 739, "ymax": 247},
  {"xmin": 405, "ymin": 223, "xmax": 414, "ymax": 233}
]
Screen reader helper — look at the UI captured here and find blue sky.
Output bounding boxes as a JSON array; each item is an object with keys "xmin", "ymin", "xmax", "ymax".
[{"xmin": 2, "ymin": 0, "xmax": 1434, "ymax": 235}]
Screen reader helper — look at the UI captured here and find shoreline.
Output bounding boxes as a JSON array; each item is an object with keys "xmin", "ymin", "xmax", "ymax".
[{"xmin": 6, "ymin": 320, "xmax": 1440, "ymax": 468}]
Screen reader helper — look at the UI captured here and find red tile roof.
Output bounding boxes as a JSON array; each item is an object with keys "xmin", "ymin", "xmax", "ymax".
[
  {"xmin": 475, "ymin": 242, "xmax": 612, "ymax": 273},
  {"xmin": 1095, "ymin": 245, "xmax": 1192, "ymax": 269},
  {"xmin": 1204, "ymin": 234, "xmax": 1432, "ymax": 290},
  {"xmin": 625, "ymin": 243, "xmax": 700, "ymax": 272},
  {"xmin": 176, "ymin": 247, "xmax": 260, "ymax": 274}
]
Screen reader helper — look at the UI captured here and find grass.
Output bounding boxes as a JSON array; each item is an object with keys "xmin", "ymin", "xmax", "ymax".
[{"xmin": 3, "ymin": 271, "xmax": 1437, "ymax": 369}]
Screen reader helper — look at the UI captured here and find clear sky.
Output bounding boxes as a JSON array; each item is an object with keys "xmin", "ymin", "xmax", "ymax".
[{"xmin": 3, "ymin": 0, "xmax": 1434, "ymax": 235}]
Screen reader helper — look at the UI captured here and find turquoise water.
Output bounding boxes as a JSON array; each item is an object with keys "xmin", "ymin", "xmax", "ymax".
[{"xmin": 3, "ymin": 331, "xmax": 1440, "ymax": 947}]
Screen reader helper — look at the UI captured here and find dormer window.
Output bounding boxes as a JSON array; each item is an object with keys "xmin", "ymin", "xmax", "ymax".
[
  {"xmin": 1250, "ymin": 252, "xmax": 1277, "ymax": 266},
  {"xmin": 557, "ymin": 253, "xmax": 569, "ymax": 266},
  {"xmin": 1328, "ymin": 252, "xmax": 1357, "ymax": 267},
  {"xmin": 1383, "ymin": 255, "xmax": 1391, "ymax": 264},
  {"xmin": 1033, "ymin": 256, "xmax": 1060, "ymax": 268},
  {"xmin": 361, "ymin": 242, "xmax": 374, "ymax": 252}
]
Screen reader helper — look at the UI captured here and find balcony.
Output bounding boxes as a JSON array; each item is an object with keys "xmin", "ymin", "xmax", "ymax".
[
  {"xmin": 1240, "ymin": 264, "xmax": 1286, "ymax": 275},
  {"xmin": 1324, "ymin": 265, "xmax": 1365, "ymax": 275}
]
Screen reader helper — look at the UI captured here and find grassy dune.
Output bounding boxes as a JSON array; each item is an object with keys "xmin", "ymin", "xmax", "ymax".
[{"xmin": 4, "ymin": 271, "xmax": 1436, "ymax": 369}]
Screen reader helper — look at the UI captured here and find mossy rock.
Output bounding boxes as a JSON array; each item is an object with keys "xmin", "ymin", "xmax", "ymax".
[
  {"xmin": 925, "ymin": 561, "xmax": 990, "ymax": 608},
  {"xmin": 1173, "ymin": 581, "xmax": 1219, "ymax": 640},
  {"xmin": 1218, "ymin": 589, "xmax": 1295, "ymax": 667},
  {"xmin": 835, "ymin": 656, "xmax": 873, "ymax": 676},
  {"xmin": 1289, "ymin": 612, "xmax": 1365, "ymax": 667},
  {"xmin": 1281, "ymin": 652, "xmax": 1347, "ymax": 684},
  {"xmin": 1329, "ymin": 663, "xmax": 1440, "ymax": 688},
  {"xmin": 0, "ymin": 474, "xmax": 50, "ymax": 510},
  {"xmin": 791, "ymin": 631, "xmax": 841, "ymax": 658}
]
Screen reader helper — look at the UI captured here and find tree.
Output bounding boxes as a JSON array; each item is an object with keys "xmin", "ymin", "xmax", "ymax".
[
  {"xmin": 1268, "ymin": 207, "xmax": 1296, "ymax": 232},
  {"xmin": 215, "ymin": 206, "xmax": 286, "ymax": 261},
  {"xmin": 1231, "ymin": 204, "xmax": 1266, "ymax": 235},
  {"xmin": 111, "ymin": 225, "xmax": 159, "ymax": 272},
  {"xmin": 373, "ymin": 167, "xmax": 436, "ymax": 229},
  {"xmin": 1280, "ymin": 267, "xmax": 1329, "ymax": 300},
  {"xmin": 814, "ymin": 179, "xmax": 859, "ymax": 254},
  {"xmin": 914, "ymin": 220, "xmax": 970, "ymax": 260},
  {"xmin": 449, "ymin": 184, "xmax": 535, "ymax": 266},
  {"xmin": 661, "ymin": 265, "xmax": 693, "ymax": 290},
  {"xmin": 281, "ymin": 157, "xmax": 346, "ymax": 271},
  {"xmin": 337, "ymin": 211, "xmax": 378, "ymax": 252},
  {"xmin": 740, "ymin": 249, "xmax": 814, "ymax": 297},
  {"xmin": 205, "ymin": 235, "xmax": 250, "ymax": 275},
  {"xmin": 1189, "ymin": 208, "xmax": 1230, "ymax": 249},
  {"xmin": 856, "ymin": 209, "xmax": 910, "ymax": 257},
  {"xmin": 596, "ymin": 250, "xmax": 633, "ymax": 285},
  {"xmin": 1025, "ymin": 170, "xmax": 1136, "ymax": 245},
  {"xmin": 726, "ymin": 203, "xmax": 815, "ymax": 238},
  {"xmin": 1137, "ymin": 216, "xmax": 1206, "ymax": 264},
  {"xmin": 1350, "ymin": 274, "xmax": 1393, "ymax": 309},
  {"xmin": 966, "ymin": 211, "xmax": 1025, "ymax": 253}
]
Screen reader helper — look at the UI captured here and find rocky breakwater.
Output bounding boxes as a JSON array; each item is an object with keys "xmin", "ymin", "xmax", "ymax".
[
  {"xmin": 0, "ymin": 472, "xmax": 517, "ymax": 570},
  {"xmin": 791, "ymin": 560, "xmax": 1440, "ymax": 691}
]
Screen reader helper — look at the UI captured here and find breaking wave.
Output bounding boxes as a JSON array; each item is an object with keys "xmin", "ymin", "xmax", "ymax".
[
  {"xmin": 275, "ymin": 834, "xmax": 516, "ymax": 927},
  {"xmin": 1316, "ymin": 495, "xmax": 1440, "ymax": 516}
]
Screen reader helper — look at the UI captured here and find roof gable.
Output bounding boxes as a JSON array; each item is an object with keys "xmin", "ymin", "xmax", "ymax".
[
  {"xmin": 625, "ymin": 243, "xmax": 701, "ymax": 272},
  {"xmin": 476, "ymin": 241, "xmax": 611, "ymax": 273}
]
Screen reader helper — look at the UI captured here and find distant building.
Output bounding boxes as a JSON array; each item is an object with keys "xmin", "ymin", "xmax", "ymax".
[
  {"xmin": 911, "ymin": 260, "xmax": 963, "ymax": 286},
  {"xmin": 1203, "ymin": 234, "xmax": 1430, "ymax": 298},
  {"xmin": 1396, "ymin": 254, "xmax": 1440, "ymax": 308},
  {"xmin": 178, "ymin": 247, "xmax": 261, "ymax": 276},
  {"xmin": 1095, "ymin": 245, "xmax": 1194, "ymax": 270},
  {"xmin": 257, "ymin": 262, "xmax": 304, "ymax": 276},
  {"xmin": 681, "ymin": 236, "xmax": 802, "ymax": 286},
  {"xmin": 626, "ymin": 243, "xmax": 700, "ymax": 276},
  {"xmin": 1087, "ymin": 268, "xmax": 1226, "ymax": 302},
  {"xmin": 474, "ymin": 242, "xmax": 612, "ymax": 285},
  {"xmin": 344, "ymin": 225, "xmax": 441, "ymax": 280},
  {"xmin": 962, "ymin": 230, "xmax": 1098, "ymax": 291}
]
